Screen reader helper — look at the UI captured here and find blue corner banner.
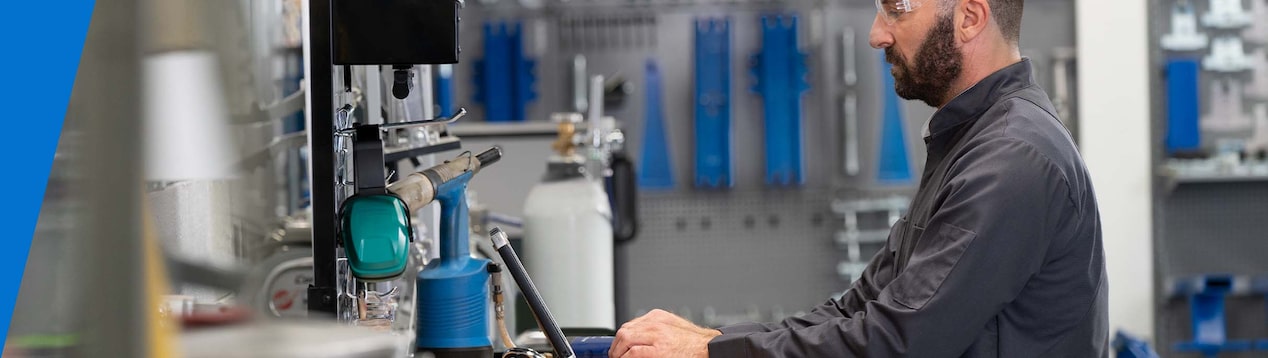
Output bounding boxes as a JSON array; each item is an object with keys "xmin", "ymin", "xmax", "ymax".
[{"xmin": 0, "ymin": 0, "xmax": 96, "ymax": 350}]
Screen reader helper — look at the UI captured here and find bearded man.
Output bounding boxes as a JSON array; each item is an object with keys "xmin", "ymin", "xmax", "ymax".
[{"xmin": 609, "ymin": 0, "xmax": 1108, "ymax": 356}]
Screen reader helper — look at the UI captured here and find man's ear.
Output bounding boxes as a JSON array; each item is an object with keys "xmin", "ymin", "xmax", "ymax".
[{"xmin": 956, "ymin": 0, "xmax": 991, "ymax": 42}]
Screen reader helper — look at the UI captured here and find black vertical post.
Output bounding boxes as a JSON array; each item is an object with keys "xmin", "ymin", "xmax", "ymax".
[{"xmin": 308, "ymin": 0, "xmax": 338, "ymax": 316}]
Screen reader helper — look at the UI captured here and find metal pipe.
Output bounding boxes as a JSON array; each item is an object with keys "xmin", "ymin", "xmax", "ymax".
[
  {"xmin": 305, "ymin": 0, "xmax": 339, "ymax": 316},
  {"xmin": 78, "ymin": 0, "xmax": 146, "ymax": 355},
  {"xmin": 376, "ymin": 108, "xmax": 466, "ymax": 131}
]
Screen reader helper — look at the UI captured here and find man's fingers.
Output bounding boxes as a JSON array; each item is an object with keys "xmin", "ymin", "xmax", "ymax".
[
  {"xmin": 619, "ymin": 345, "xmax": 657, "ymax": 358},
  {"xmin": 611, "ymin": 324, "xmax": 656, "ymax": 358}
]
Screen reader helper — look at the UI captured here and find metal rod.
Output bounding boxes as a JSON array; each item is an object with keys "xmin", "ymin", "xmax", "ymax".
[
  {"xmin": 377, "ymin": 108, "xmax": 466, "ymax": 131},
  {"xmin": 306, "ymin": 0, "xmax": 338, "ymax": 316}
]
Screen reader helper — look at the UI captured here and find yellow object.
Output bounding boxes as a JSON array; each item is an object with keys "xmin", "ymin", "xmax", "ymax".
[{"xmin": 142, "ymin": 199, "xmax": 180, "ymax": 358}]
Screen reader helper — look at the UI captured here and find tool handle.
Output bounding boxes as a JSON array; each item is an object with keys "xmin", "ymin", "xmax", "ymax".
[{"xmin": 489, "ymin": 228, "xmax": 575, "ymax": 358}]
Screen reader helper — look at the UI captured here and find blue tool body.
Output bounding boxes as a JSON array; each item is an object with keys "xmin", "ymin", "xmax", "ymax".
[
  {"xmin": 1173, "ymin": 275, "xmax": 1252, "ymax": 357},
  {"xmin": 752, "ymin": 14, "xmax": 810, "ymax": 187},
  {"xmin": 877, "ymin": 54, "xmax": 913, "ymax": 183},
  {"xmin": 694, "ymin": 17, "xmax": 733, "ymax": 188},
  {"xmin": 416, "ymin": 171, "xmax": 493, "ymax": 349},
  {"xmin": 474, "ymin": 22, "xmax": 537, "ymax": 122},
  {"xmin": 1166, "ymin": 59, "xmax": 1202, "ymax": 154},
  {"xmin": 639, "ymin": 60, "xmax": 675, "ymax": 189},
  {"xmin": 571, "ymin": 336, "xmax": 615, "ymax": 358}
]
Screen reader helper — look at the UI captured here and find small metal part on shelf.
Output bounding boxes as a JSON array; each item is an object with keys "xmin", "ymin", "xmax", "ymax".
[
  {"xmin": 1161, "ymin": 0, "xmax": 1209, "ymax": 51},
  {"xmin": 1203, "ymin": 36, "xmax": 1254, "ymax": 72},
  {"xmin": 1202, "ymin": 0, "xmax": 1254, "ymax": 29}
]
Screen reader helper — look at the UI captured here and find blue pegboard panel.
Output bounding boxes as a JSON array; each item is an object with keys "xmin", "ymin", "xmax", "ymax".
[
  {"xmin": 877, "ymin": 52, "xmax": 913, "ymax": 183},
  {"xmin": 1166, "ymin": 58, "xmax": 1202, "ymax": 154},
  {"xmin": 694, "ymin": 17, "xmax": 733, "ymax": 189},
  {"xmin": 640, "ymin": 59, "xmax": 675, "ymax": 190},
  {"xmin": 751, "ymin": 14, "xmax": 810, "ymax": 187},
  {"xmin": 474, "ymin": 22, "xmax": 537, "ymax": 122},
  {"xmin": 1173, "ymin": 275, "xmax": 1253, "ymax": 357}
]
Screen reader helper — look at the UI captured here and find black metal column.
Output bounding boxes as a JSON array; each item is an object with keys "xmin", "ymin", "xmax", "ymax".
[{"xmin": 307, "ymin": 0, "xmax": 338, "ymax": 316}]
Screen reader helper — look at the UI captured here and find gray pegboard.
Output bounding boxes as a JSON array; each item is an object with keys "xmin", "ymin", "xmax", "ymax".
[
  {"xmin": 626, "ymin": 190, "xmax": 845, "ymax": 324},
  {"xmin": 1158, "ymin": 182, "xmax": 1268, "ymax": 277}
]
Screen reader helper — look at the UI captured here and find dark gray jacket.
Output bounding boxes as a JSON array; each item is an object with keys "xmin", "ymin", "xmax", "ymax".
[{"xmin": 708, "ymin": 59, "xmax": 1109, "ymax": 357}]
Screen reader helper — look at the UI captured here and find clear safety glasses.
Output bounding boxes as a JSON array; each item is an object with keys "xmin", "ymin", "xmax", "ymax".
[{"xmin": 876, "ymin": 0, "xmax": 923, "ymax": 25}]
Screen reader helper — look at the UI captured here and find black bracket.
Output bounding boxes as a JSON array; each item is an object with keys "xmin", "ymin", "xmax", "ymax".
[{"xmin": 353, "ymin": 125, "xmax": 388, "ymax": 195}]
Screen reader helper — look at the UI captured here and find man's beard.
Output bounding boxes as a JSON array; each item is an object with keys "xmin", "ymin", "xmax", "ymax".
[{"xmin": 885, "ymin": 14, "xmax": 963, "ymax": 107}]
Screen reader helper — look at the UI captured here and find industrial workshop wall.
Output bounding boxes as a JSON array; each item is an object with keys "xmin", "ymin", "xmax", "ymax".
[
  {"xmin": 460, "ymin": 0, "xmax": 1080, "ymax": 326},
  {"xmin": 1146, "ymin": 0, "xmax": 1268, "ymax": 356}
]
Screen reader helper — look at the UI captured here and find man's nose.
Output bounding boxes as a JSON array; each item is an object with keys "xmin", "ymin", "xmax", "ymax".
[{"xmin": 869, "ymin": 13, "xmax": 893, "ymax": 49}]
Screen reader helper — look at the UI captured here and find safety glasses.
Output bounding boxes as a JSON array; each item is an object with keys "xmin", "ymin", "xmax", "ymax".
[{"xmin": 875, "ymin": 0, "xmax": 923, "ymax": 25}]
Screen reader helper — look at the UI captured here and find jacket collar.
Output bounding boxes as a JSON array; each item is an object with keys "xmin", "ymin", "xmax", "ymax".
[{"xmin": 925, "ymin": 58, "xmax": 1036, "ymax": 143}]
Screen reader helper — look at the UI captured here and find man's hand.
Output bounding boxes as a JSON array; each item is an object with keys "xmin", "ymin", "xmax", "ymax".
[{"xmin": 609, "ymin": 309, "xmax": 723, "ymax": 358}]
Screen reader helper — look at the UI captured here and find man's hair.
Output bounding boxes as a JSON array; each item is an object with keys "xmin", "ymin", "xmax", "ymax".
[{"xmin": 941, "ymin": 0, "xmax": 1024, "ymax": 44}]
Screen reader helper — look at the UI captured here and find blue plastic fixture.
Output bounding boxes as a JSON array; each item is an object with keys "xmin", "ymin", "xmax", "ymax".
[
  {"xmin": 877, "ymin": 52, "xmax": 913, "ymax": 183},
  {"xmin": 416, "ymin": 171, "xmax": 493, "ymax": 350},
  {"xmin": 751, "ymin": 14, "xmax": 810, "ymax": 187},
  {"xmin": 639, "ymin": 60, "xmax": 675, "ymax": 189},
  {"xmin": 1114, "ymin": 330, "xmax": 1161, "ymax": 358},
  {"xmin": 1173, "ymin": 275, "xmax": 1252, "ymax": 357},
  {"xmin": 693, "ymin": 17, "xmax": 733, "ymax": 189},
  {"xmin": 1166, "ymin": 59, "xmax": 1202, "ymax": 154},
  {"xmin": 474, "ymin": 22, "xmax": 537, "ymax": 122}
]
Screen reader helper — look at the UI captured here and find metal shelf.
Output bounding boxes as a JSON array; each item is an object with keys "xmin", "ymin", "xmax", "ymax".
[
  {"xmin": 446, "ymin": 121, "xmax": 592, "ymax": 139},
  {"xmin": 1169, "ymin": 173, "xmax": 1268, "ymax": 184}
]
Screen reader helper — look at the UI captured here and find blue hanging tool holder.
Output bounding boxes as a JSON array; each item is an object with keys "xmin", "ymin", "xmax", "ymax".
[
  {"xmin": 877, "ymin": 53, "xmax": 913, "ymax": 183},
  {"xmin": 694, "ymin": 17, "xmax": 734, "ymax": 189},
  {"xmin": 639, "ymin": 60, "xmax": 675, "ymax": 189},
  {"xmin": 1172, "ymin": 275, "xmax": 1253, "ymax": 357},
  {"xmin": 435, "ymin": 64, "xmax": 456, "ymax": 118},
  {"xmin": 474, "ymin": 21, "xmax": 537, "ymax": 122},
  {"xmin": 751, "ymin": 14, "xmax": 810, "ymax": 187},
  {"xmin": 1166, "ymin": 58, "xmax": 1202, "ymax": 155}
]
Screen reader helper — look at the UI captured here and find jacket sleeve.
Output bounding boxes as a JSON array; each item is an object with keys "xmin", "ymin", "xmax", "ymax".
[
  {"xmin": 716, "ymin": 233, "xmax": 899, "ymax": 335},
  {"xmin": 708, "ymin": 138, "xmax": 1069, "ymax": 357}
]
